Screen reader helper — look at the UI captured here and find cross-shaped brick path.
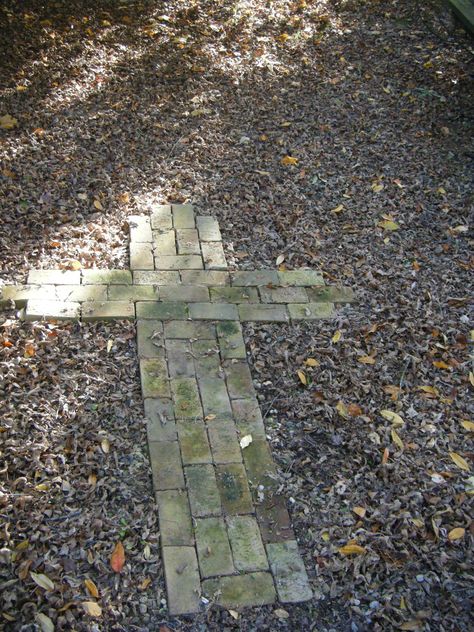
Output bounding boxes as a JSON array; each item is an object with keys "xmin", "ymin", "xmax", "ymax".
[{"xmin": 0, "ymin": 204, "xmax": 355, "ymax": 614}]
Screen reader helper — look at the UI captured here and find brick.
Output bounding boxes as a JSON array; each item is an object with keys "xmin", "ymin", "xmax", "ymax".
[
  {"xmin": 231, "ymin": 270, "xmax": 279, "ymax": 287},
  {"xmin": 181, "ymin": 270, "xmax": 230, "ymax": 286},
  {"xmin": 172, "ymin": 203, "xmax": 195, "ymax": 228},
  {"xmin": 195, "ymin": 517, "xmax": 234, "ymax": 578},
  {"xmin": 231, "ymin": 399, "xmax": 266, "ymax": 439},
  {"xmin": 164, "ymin": 320, "xmax": 216, "ymax": 340},
  {"xmin": 185, "ymin": 464, "xmax": 221, "ymax": 517},
  {"xmin": 162, "ymin": 546, "xmax": 200, "ymax": 615},
  {"xmin": 136, "ymin": 302, "xmax": 189, "ymax": 320},
  {"xmin": 242, "ymin": 439, "xmax": 277, "ymax": 493},
  {"xmin": 266, "ymin": 541, "xmax": 313, "ymax": 603},
  {"xmin": 137, "ymin": 320, "xmax": 165, "ymax": 358},
  {"xmin": 54, "ymin": 285, "xmax": 108, "ymax": 302},
  {"xmin": 259, "ymin": 286, "xmax": 308, "ymax": 303},
  {"xmin": 256, "ymin": 494, "xmax": 294, "ymax": 543},
  {"xmin": 224, "ymin": 360, "xmax": 255, "ymax": 399},
  {"xmin": 216, "ymin": 321, "xmax": 246, "ymax": 360},
  {"xmin": 238, "ymin": 304, "xmax": 289, "ymax": 323},
  {"xmin": 139, "ymin": 358, "xmax": 170, "ymax": 398},
  {"xmin": 278, "ymin": 269, "xmax": 324, "ymax": 286},
  {"xmin": 192, "ymin": 340, "xmax": 221, "ymax": 378},
  {"xmin": 150, "ymin": 204, "xmax": 173, "ymax": 231},
  {"xmin": 160, "ymin": 284, "xmax": 209, "ymax": 303},
  {"xmin": 210, "ymin": 287, "xmax": 259, "ymax": 303},
  {"xmin": 177, "ymin": 420, "xmax": 212, "ymax": 464},
  {"xmin": 198, "ymin": 377, "xmax": 232, "ymax": 417},
  {"xmin": 227, "ymin": 515, "xmax": 268, "ymax": 572},
  {"xmin": 130, "ymin": 242, "xmax": 154, "ymax": 270},
  {"xmin": 156, "ymin": 490, "xmax": 193, "ymax": 546},
  {"xmin": 25, "ymin": 300, "xmax": 80, "ymax": 321},
  {"xmin": 108, "ymin": 285, "xmax": 158, "ymax": 302},
  {"xmin": 165, "ymin": 339, "xmax": 194, "ymax": 377},
  {"xmin": 287, "ymin": 302, "xmax": 334, "ymax": 320},
  {"xmin": 129, "ymin": 215, "xmax": 152, "ymax": 242},
  {"xmin": 202, "ymin": 572, "xmax": 276, "ymax": 608},
  {"xmin": 206, "ymin": 418, "xmax": 242, "ymax": 464},
  {"xmin": 28, "ymin": 270, "xmax": 81, "ymax": 285},
  {"xmin": 189, "ymin": 303, "xmax": 238, "ymax": 321},
  {"xmin": 306, "ymin": 285, "xmax": 355, "ymax": 303},
  {"xmin": 155, "ymin": 255, "xmax": 203, "ymax": 270},
  {"xmin": 201, "ymin": 242, "xmax": 227, "ymax": 270},
  {"xmin": 133, "ymin": 271, "xmax": 180, "ymax": 285},
  {"xmin": 153, "ymin": 230, "xmax": 176, "ymax": 256},
  {"xmin": 82, "ymin": 269, "xmax": 132, "ymax": 285},
  {"xmin": 149, "ymin": 441, "xmax": 184, "ymax": 490},
  {"xmin": 196, "ymin": 216, "xmax": 221, "ymax": 241},
  {"xmin": 216, "ymin": 463, "xmax": 253, "ymax": 514},
  {"xmin": 176, "ymin": 229, "xmax": 201, "ymax": 255},
  {"xmin": 171, "ymin": 377, "xmax": 202, "ymax": 419},
  {"xmin": 82, "ymin": 301, "xmax": 135, "ymax": 321},
  {"xmin": 0, "ymin": 285, "xmax": 41, "ymax": 307},
  {"xmin": 144, "ymin": 398, "xmax": 177, "ymax": 442}
]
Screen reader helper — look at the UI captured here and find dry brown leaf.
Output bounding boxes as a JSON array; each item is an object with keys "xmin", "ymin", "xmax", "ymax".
[
  {"xmin": 305, "ymin": 358, "xmax": 320, "ymax": 367},
  {"xmin": 338, "ymin": 543, "xmax": 366, "ymax": 555},
  {"xmin": 84, "ymin": 578, "xmax": 99, "ymax": 598},
  {"xmin": 82, "ymin": 601, "xmax": 102, "ymax": 617},
  {"xmin": 30, "ymin": 572, "xmax": 54, "ymax": 591},
  {"xmin": 336, "ymin": 400, "xmax": 349, "ymax": 419},
  {"xmin": 35, "ymin": 613, "xmax": 54, "ymax": 632},
  {"xmin": 353, "ymin": 506, "xmax": 366, "ymax": 518},
  {"xmin": 332, "ymin": 329, "xmax": 342, "ymax": 343},
  {"xmin": 460, "ymin": 420, "xmax": 474, "ymax": 432},
  {"xmin": 382, "ymin": 447, "xmax": 389, "ymax": 464},
  {"xmin": 433, "ymin": 360, "xmax": 451, "ymax": 370},
  {"xmin": 93, "ymin": 199, "xmax": 104, "ymax": 211},
  {"xmin": 358, "ymin": 355, "xmax": 375, "ymax": 365},
  {"xmin": 381, "ymin": 409, "xmax": 405, "ymax": 426},
  {"xmin": 281, "ymin": 155, "xmax": 298, "ymax": 166},
  {"xmin": 449, "ymin": 452, "xmax": 470, "ymax": 471},
  {"xmin": 110, "ymin": 541, "xmax": 125, "ymax": 573},
  {"xmin": 391, "ymin": 428, "xmax": 404, "ymax": 450},
  {"xmin": 448, "ymin": 527, "xmax": 465, "ymax": 541},
  {"xmin": 297, "ymin": 370, "xmax": 307, "ymax": 385},
  {"xmin": 347, "ymin": 403, "xmax": 363, "ymax": 417},
  {"xmin": 0, "ymin": 114, "xmax": 18, "ymax": 129}
]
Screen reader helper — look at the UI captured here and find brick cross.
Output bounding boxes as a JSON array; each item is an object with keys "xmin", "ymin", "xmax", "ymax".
[{"xmin": 0, "ymin": 204, "xmax": 354, "ymax": 614}]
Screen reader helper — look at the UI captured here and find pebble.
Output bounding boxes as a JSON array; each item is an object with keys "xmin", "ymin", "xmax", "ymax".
[{"xmin": 416, "ymin": 574, "xmax": 425, "ymax": 583}]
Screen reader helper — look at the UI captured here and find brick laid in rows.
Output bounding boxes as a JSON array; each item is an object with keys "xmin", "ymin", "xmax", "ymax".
[
  {"xmin": 192, "ymin": 340, "xmax": 221, "ymax": 378},
  {"xmin": 288, "ymin": 302, "xmax": 334, "ymax": 320},
  {"xmin": 150, "ymin": 204, "xmax": 172, "ymax": 231},
  {"xmin": 136, "ymin": 302, "xmax": 189, "ymax": 320},
  {"xmin": 55, "ymin": 285, "xmax": 108, "ymax": 302},
  {"xmin": 166, "ymin": 339, "xmax": 194, "ymax": 377},
  {"xmin": 149, "ymin": 441, "xmax": 184, "ymax": 490},
  {"xmin": 177, "ymin": 420, "xmax": 212, "ymax": 465},
  {"xmin": 176, "ymin": 228, "xmax": 201, "ymax": 255},
  {"xmin": 242, "ymin": 439, "xmax": 278, "ymax": 495},
  {"xmin": 201, "ymin": 241, "xmax": 228, "ymax": 270},
  {"xmin": 82, "ymin": 301, "xmax": 135, "ymax": 321},
  {"xmin": 266, "ymin": 540, "xmax": 313, "ymax": 603},
  {"xmin": 180, "ymin": 270, "xmax": 230, "ymax": 285},
  {"xmin": 224, "ymin": 360, "xmax": 255, "ymax": 399},
  {"xmin": 0, "ymin": 285, "xmax": 38, "ymax": 307},
  {"xmin": 108, "ymin": 285, "xmax": 158, "ymax": 302},
  {"xmin": 129, "ymin": 215, "xmax": 152, "ymax": 242},
  {"xmin": 278, "ymin": 269, "xmax": 324, "ymax": 286},
  {"xmin": 185, "ymin": 464, "xmax": 221, "ymax": 517},
  {"xmin": 216, "ymin": 321, "xmax": 246, "ymax": 360},
  {"xmin": 28, "ymin": 270, "xmax": 81, "ymax": 285},
  {"xmin": 206, "ymin": 418, "xmax": 242, "ymax": 464},
  {"xmin": 137, "ymin": 320, "xmax": 164, "ymax": 358},
  {"xmin": 164, "ymin": 320, "xmax": 216, "ymax": 340},
  {"xmin": 231, "ymin": 398, "xmax": 266, "ymax": 439},
  {"xmin": 153, "ymin": 230, "xmax": 176, "ymax": 256},
  {"xmin": 259, "ymin": 286, "xmax": 308, "ymax": 303},
  {"xmin": 227, "ymin": 515, "xmax": 268, "ymax": 572},
  {"xmin": 144, "ymin": 398, "xmax": 177, "ymax": 442},
  {"xmin": 238, "ymin": 304, "xmax": 289, "ymax": 323},
  {"xmin": 216, "ymin": 463, "xmax": 253, "ymax": 514},
  {"xmin": 155, "ymin": 255, "xmax": 203, "ymax": 270},
  {"xmin": 202, "ymin": 572, "xmax": 276, "ymax": 608},
  {"xmin": 82, "ymin": 269, "xmax": 132, "ymax": 285},
  {"xmin": 172, "ymin": 203, "xmax": 195, "ymax": 229},
  {"xmin": 160, "ymin": 284, "xmax": 209, "ymax": 303},
  {"xmin": 25, "ymin": 300, "xmax": 80, "ymax": 321},
  {"xmin": 189, "ymin": 302, "xmax": 238, "ymax": 321},
  {"xmin": 306, "ymin": 285, "xmax": 355, "ymax": 303},
  {"xmin": 195, "ymin": 517, "xmax": 234, "ymax": 578},
  {"xmin": 133, "ymin": 270, "xmax": 180, "ymax": 285},
  {"xmin": 198, "ymin": 377, "xmax": 232, "ymax": 417},
  {"xmin": 231, "ymin": 270, "xmax": 279, "ymax": 287},
  {"xmin": 156, "ymin": 490, "xmax": 193, "ymax": 546},
  {"xmin": 196, "ymin": 216, "xmax": 221, "ymax": 241},
  {"xmin": 210, "ymin": 286, "xmax": 259, "ymax": 303},
  {"xmin": 162, "ymin": 546, "xmax": 200, "ymax": 615},
  {"xmin": 140, "ymin": 358, "xmax": 170, "ymax": 398},
  {"xmin": 171, "ymin": 377, "xmax": 203, "ymax": 419},
  {"xmin": 130, "ymin": 242, "xmax": 154, "ymax": 270},
  {"xmin": 256, "ymin": 494, "xmax": 294, "ymax": 543}
]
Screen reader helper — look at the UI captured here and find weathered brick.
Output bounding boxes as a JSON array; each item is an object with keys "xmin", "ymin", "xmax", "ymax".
[
  {"xmin": 130, "ymin": 242, "xmax": 154, "ymax": 270},
  {"xmin": 198, "ymin": 377, "xmax": 232, "ymax": 417},
  {"xmin": 140, "ymin": 358, "xmax": 170, "ymax": 398},
  {"xmin": 216, "ymin": 320, "xmax": 246, "ymax": 359},
  {"xmin": 185, "ymin": 464, "xmax": 221, "ymax": 517},
  {"xmin": 224, "ymin": 360, "xmax": 255, "ymax": 399},
  {"xmin": 150, "ymin": 204, "xmax": 173, "ymax": 231},
  {"xmin": 192, "ymin": 340, "xmax": 221, "ymax": 378},
  {"xmin": 259, "ymin": 286, "xmax": 308, "ymax": 303},
  {"xmin": 216, "ymin": 463, "xmax": 253, "ymax": 514},
  {"xmin": 136, "ymin": 302, "xmax": 189, "ymax": 320},
  {"xmin": 278, "ymin": 269, "xmax": 324, "ymax": 286},
  {"xmin": 166, "ymin": 339, "xmax": 194, "ymax": 377},
  {"xmin": 231, "ymin": 270, "xmax": 279, "ymax": 287},
  {"xmin": 306, "ymin": 285, "xmax": 355, "ymax": 303},
  {"xmin": 144, "ymin": 398, "xmax": 177, "ymax": 442},
  {"xmin": 28, "ymin": 270, "xmax": 81, "ymax": 285},
  {"xmin": 0, "ymin": 285, "xmax": 42, "ymax": 307},
  {"xmin": 242, "ymin": 439, "xmax": 278, "ymax": 494},
  {"xmin": 133, "ymin": 270, "xmax": 180, "ymax": 285},
  {"xmin": 108, "ymin": 285, "xmax": 158, "ymax": 302},
  {"xmin": 171, "ymin": 377, "xmax": 203, "ymax": 419},
  {"xmin": 82, "ymin": 269, "xmax": 132, "ymax": 285},
  {"xmin": 206, "ymin": 418, "xmax": 242, "ymax": 464},
  {"xmin": 156, "ymin": 490, "xmax": 193, "ymax": 546},
  {"xmin": 149, "ymin": 441, "xmax": 184, "ymax": 490},
  {"xmin": 162, "ymin": 546, "xmax": 201, "ymax": 615},
  {"xmin": 227, "ymin": 515, "xmax": 268, "ymax": 572},
  {"xmin": 256, "ymin": 494, "xmax": 294, "ymax": 543},
  {"xmin": 164, "ymin": 320, "xmax": 216, "ymax": 340},
  {"xmin": 153, "ymin": 230, "xmax": 176, "ymax": 256},
  {"xmin": 189, "ymin": 303, "xmax": 238, "ymax": 321},
  {"xmin": 137, "ymin": 320, "xmax": 165, "ymax": 358},
  {"xmin": 82, "ymin": 301, "xmax": 135, "ymax": 321},
  {"xmin": 176, "ymin": 229, "xmax": 201, "ymax": 255},
  {"xmin": 231, "ymin": 398, "xmax": 266, "ymax": 439},
  {"xmin": 160, "ymin": 284, "xmax": 209, "ymax": 303},
  {"xmin": 177, "ymin": 420, "xmax": 212, "ymax": 464},
  {"xmin": 266, "ymin": 541, "xmax": 313, "ymax": 603},
  {"xmin": 210, "ymin": 287, "xmax": 259, "ymax": 303},
  {"xmin": 172, "ymin": 203, "xmax": 195, "ymax": 228},
  {"xmin": 196, "ymin": 216, "xmax": 221, "ymax": 241},
  {"xmin": 238, "ymin": 304, "xmax": 289, "ymax": 323},
  {"xmin": 195, "ymin": 517, "xmax": 234, "ymax": 577},
  {"xmin": 129, "ymin": 215, "xmax": 152, "ymax": 242},
  {"xmin": 202, "ymin": 572, "xmax": 276, "ymax": 608},
  {"xmin": 287, "ymin": 302, "xmax": 334, "ymax": 320},
  {"xmin": 25, "ymin": 300, "xmax": 80, "ymax": 321},
  {"xmin": 181, "ymin": 270, "xmax": 230, "ymax": 286},
  {"xmin": 201, "ymin": 242, "xmax": 228, "ymax": 270},
  {"xmin": 155, "ymin": 255, "xmax": 203, "ymax": 270},
  {"xmin": 54, "ymin": 285, "xmax": 108, "ymax": 302}
]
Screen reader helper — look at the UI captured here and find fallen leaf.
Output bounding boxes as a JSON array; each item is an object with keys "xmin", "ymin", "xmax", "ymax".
[
  {"xmin": 338, "ymin": 543, "xmax": 366, "ymax": 555},
  {"xmin": 274, "ymin": 608, "xmax": 290, "ymax": 619},
  {"xmin": 30, "ymin": 572, "xmax": 54, "ymax": 591},
  {"xmin": 190, "ymin": 108, "xmax": 211, "ymax": 116},
  {"xmin": 418, "ymin": 385, "xmax": 439, "ymax": 397},
  {"xmin": 297, "ymin": 370, "xmax": 307, "ymax": 385},
  {"xmin": 448, "ymin": 527, "xmax": 465, "ymax": 541},
  {"xmin": 68, "ymin": 260, "xmax": 82, "ymax": 271},
  {"xmin": 35, "ymin": 613, "xmax": 54, "ymax": 632},
  {"xmin": 399, "ymin": 621, "xmax": 423, "ymax": 631},
  {"xmin": 93, "ymin": 199, "xmax": 103, "ymax": 211},
  {"xmin": 84, "ymin": 578, "xmax": 99, "ymax": 598},
  {"xmin": 101, "ymin": 438, "xmax": 110, "ymax": 454},
  {"xmin": 228, "ymin": 610, "xmax": 240, "ymax": 620},
  {"xmin": 433, "ymin": 360, "xmax": 450, "ymax": 370},
  {"xmin": 110, "ymin": 541, "xmax": 125, "ymax": 573},
  {"xmin": 139, "ymin": 577, "xmax": 152, "ymax": 590},
  {"xmin": 106, "ymin": 339, "xmax": 113, "ymax": 353},
  {"xmin": 336, "ymin": 400, "xmax": 349, "ymax": 419},
  {"xmin": 82, "ymin": 601, "xmax": 102, "ymax": 617},
  {"xmin": 331, "ymin": 204, "xmax": 344, "ymax": 213},
  {"xmin": 382, "ymin": 447, "xmax": 389, "ymax": 464},
  {"xmin": 204, "ymin": 414, "xmax": 216, "ymax": 421},
  {"xmin": 0, "ymin": 114, "xmax": 18, "ymax": 129},
  {"xmin": 305, "ymin": 358, "xmax": 320, "ymax": 367},
  {"xmin": 276, "ymin": 254, "xmax": 285, "ymax": 265},
  {"xmin": 378, "ymin": 219, "xmax": 399, "ymax": 231},
  {"xmin": 460, "ymin": 420, "xmax": 474, "ymax": 432},
  {"xmin": 380, "ymin": 410, "xmax": 405, "ymax": 426},
  {"xmin": 372, "ymin": 183, "xmax": 384, "ymax": 192},
  {"xmin": 347, "ymin": 403, "xmax": 362, "ymax": 417},
  {"xmin": 332, "ymin": 330, "xmax": 342, "ymax": 343},
  {"xmin": 391, "ymin": 428, "xmax": 404, "ymax": 450},
  {"xmin": 353, "ymin": 506, "xmax": 366, "ymax": 518},
  {"xmin": 383, "ymin": 385, "xmax": 401, "ymax": 401},
  {"xmin": 449, "ymin": 452, "xmax": 470, "ymax": 471},
  {"xmin": 358, "ymin": 355, "xmax": 375, "ymax": 365},
  {"xmin": 281, "ymin": 155, "xmax": 298, "ymax": 166},
  {"xmin": 240, "ymin": 434, "xmax": 253, "ymax": 449}
]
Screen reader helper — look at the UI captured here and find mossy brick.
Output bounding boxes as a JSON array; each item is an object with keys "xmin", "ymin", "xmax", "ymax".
[
  {"xmin": 238, "ymin": 304, "xmax": 289, "ymax": 323},
  {"xmin": 231, "ymin": 270, "xmax": 279, "ymax": 287},
  {"xmin": 196, "ymin": 216, "xmax": 221, "ymax": 241},
  {"xmin": 259, "ymin": 286, "xmax": 308, "ymax": 303},
  {"xmin": 176, "ymin": 229, "xmax": 201, "ymax": 255},
  {"xmin": 136, "ymin": 302, "xmax": 189, "ymax": 320},
  {"xmin": 288, "ymin": 302, "xmax": 334, "ymax": 320},
  {"xmin": 133, "ymin": 270, "xmax": 179, "ymax": 285},
  {"xmin": 210, "ymin": 287, "xmax": 259, "ymax": 303},
  {"xmin": 224, "ymin": 360, "xmax": 255, "ymax": 399},
  {"xmin": 25, "ymin": 300, "xmax": 80, "ymax": 321},
  {"xmin": 155, "ymin": 255, "xmax": 203, "ymax": 270},
  {"xmin": 217, "ymin": 320, "xmax": 246, "ymax": 360},
  {"xmin": 177, "ymin": 420, "xmax": 212, "ymax": 465},
  {"xmin": 130, "ymin": 242, "xmax": 154, "ymax": 270},
  {"xmin": 256, "ymin": 494, "xmax": 294, "ymax": 543},
  {"xmin": 306, "ymin": 285, "xmax": 355, "ymax": 303},
  {"xmin": 129, "ymin": 215, "xmax": 152, "ymax": 242},
  {"xmin": 156, "ymin": 490, "xmax": 193, "ymax": 546},
  {"xmin": 82, "ymin": 301, "xmax": 135, "ymax": 321},
  {"xmin": 54, "ymin": 285, "xmax": 108, "ymax": 302},
  {"xmin": 189, "ymin": 303, "xmax": 238, "ymax": 321},
  {"xmin": 164, "ymin": 320, "xmax": 216, "ymax": 340},
  {"xmin": 242, "ymin": 439, "xmax": 278, "ymax": 493},
  {"xmin": 28, "ymin": 270, "xmax": 81, "ymax": 285},
  {"xmin": 216, "ymin": 463, "xmax": 253, "ymax": 514},
  {"xmin": 192, "ymin": 340, "xmax": 222, "ymax": 378},
  {"xmin": 0, "ymin": 285, "xmax": 37, "ymax": 307},
  {"xmin": 206, "ymin": 418, "xmax": 242, "ymax": 464},
  {"xmin": 201, "ymin": 242, "xmax": 228, "ymax": 270},
  {"xmin": 185, "ymin": 464, "xmax": 221, "ymax": 517},
  {"xmin": 202, "ymin": 572, "xmax": 276, "ymax": 608},
  {"xmin": 198, "ymin": 377, "xmax": 232, "ymax": 417},
  {"xmin": 153, "ymin": 230, "xmax": 176, "ymax": 256},
  {"xmin": 227, "ymin": 515, "xmax": 268, "ymax": 572},
  {"xmin": 149, "ymin": 441, "xmax": 184, "ymax": 490},
  {"xmin": 181, "ymin": 270, "xmax": 230, "ymax": 285},
  {"xmin": 137, "ymin": 320, "xmax": 165, "ymax": 358},
  {"xmin": 195, "ymin": 517, "xmax": 234, "ymax": 578},
  {"xmin": 172, "ymin": 203, "xmax": 195, "ymax": 228},
  {"xmin": 150, "ymin": 204, "xmax": 172, "ymax": 231},
  {"xmin": 140, "ymin": 358, "xmax": 170, "ymax": 398},
  {"xmin": 145, "ymin": 398, "xmax": 177, "ymax": 442},
  {"xmin": 231, "ymin": 398, "xmax": 266, "ymax": 439},
  {"xmin": 108, "ymin": 285, "xmax": 158, "ymax": 302},
  {"xmin": 171, "ymin": 377, "xmax": 203, "ymax": 419},
  {"xmin": 266, "ymin": 541, "xmax": 313, "ymax": 603},
  {"xmin": 160, "ymin": 284, "xmax": 209, "ymax": 303},
  {"xmin": 278, "ymin": 269, "xmax": 324, "ymax": 286},
  {"xmin": 82, "ymin": 269, "xmax": 132, "ymax": 285},
  {"xmin": 166, "ymin": 339, "xmax": 195, "ymax": 377},
  {"xmin": 162, "ymin": 546, "xmax": 201, "ymax": 615}
]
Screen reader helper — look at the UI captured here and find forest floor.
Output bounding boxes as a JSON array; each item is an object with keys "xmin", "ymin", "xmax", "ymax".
[{"xmin": 0, "ymin": 1, "xmax": 473, "ymax": 630}]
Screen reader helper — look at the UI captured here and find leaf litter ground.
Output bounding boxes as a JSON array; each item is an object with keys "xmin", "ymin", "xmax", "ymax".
[{"xmin": 0, "ymin": 1, "xmax": 473, "ymax": 630}]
